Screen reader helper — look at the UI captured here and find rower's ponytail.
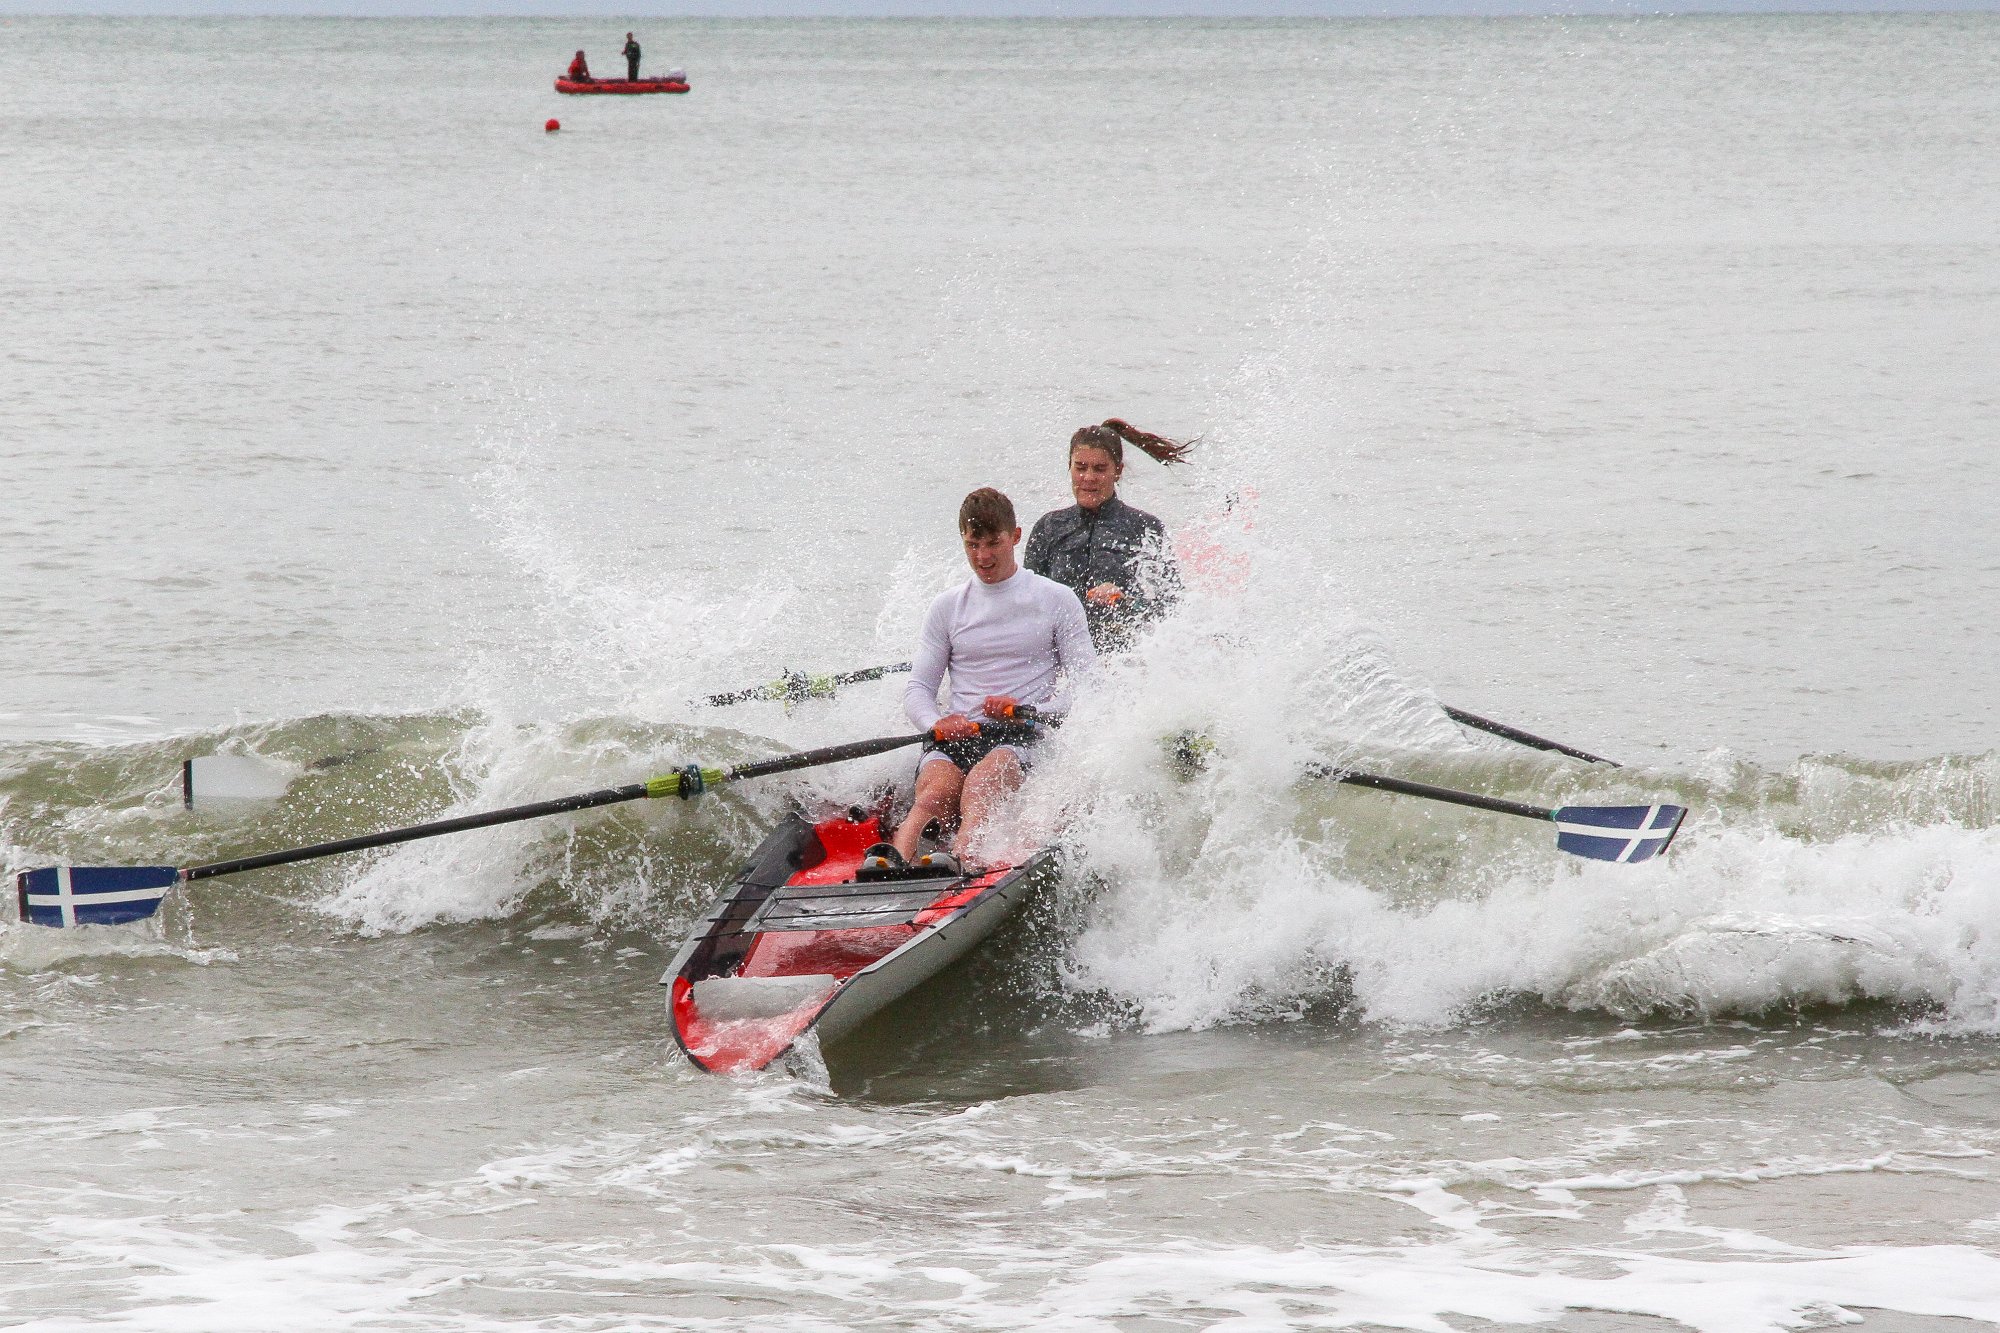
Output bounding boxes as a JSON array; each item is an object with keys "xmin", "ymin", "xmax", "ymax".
[{"xmin": 1069, "ymin": 419, "xmax": 1196, "ymax": 468}]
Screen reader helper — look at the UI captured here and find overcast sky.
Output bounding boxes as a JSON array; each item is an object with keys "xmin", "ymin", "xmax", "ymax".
[{"xmin": 6, "ymin": 0, "xmax": 1997, "ymax": 15}]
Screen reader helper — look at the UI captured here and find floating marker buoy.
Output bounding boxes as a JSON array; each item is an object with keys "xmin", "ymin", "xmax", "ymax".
[{"xmin": 545, "ymin": 118, "xmax": 560, "ymax": 132}]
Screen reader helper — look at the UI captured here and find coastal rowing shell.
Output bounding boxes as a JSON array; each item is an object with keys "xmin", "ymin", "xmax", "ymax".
[
  {"xmin": 663, "ymin": 810, "xmax": 1054, "ymax": 1074},
  {"xmin": 554, "ymin": 77, "xmax": 690, "ymax": 95}
]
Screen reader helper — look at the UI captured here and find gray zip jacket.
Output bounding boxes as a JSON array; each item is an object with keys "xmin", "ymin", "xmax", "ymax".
[{"xmin": 1023, "ymin": 496, "xmax": 1181, "ymax": 651}]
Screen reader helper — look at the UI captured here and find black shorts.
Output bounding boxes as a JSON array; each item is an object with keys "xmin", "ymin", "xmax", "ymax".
[{"xmin": 919, "ymin": 731, "xmax": 1037, "ymax": 775}]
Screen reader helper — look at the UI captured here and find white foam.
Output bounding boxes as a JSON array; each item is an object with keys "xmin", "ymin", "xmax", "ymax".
[
  {"xmin": 1052, "ymin": 754, "xmax": 2000, "ymax": 1034},
  {"xmin": 974, "ymin": 1236, "xmax": 2000, "ymax": 1332},
  {"xmin": 9, "ymin": 1087, "xmax": 1991, "ymax": 1333},
  {"xmin": 11, "ymin": 1209, "xmax": 456, "ymax": 1333}
]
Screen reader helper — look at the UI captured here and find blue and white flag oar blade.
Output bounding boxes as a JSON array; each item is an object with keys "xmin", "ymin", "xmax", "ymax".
[
  {"xmin": 1552, "ymin": 804, "xmax": 1686, "ymax": 864},
  {"xmin": 16, "ymin": 866, "xmax": 180, "ymax": 928}
]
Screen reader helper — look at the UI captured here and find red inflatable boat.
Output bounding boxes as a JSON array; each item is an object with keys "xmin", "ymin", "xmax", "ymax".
[{"xmin": 555, "ymin": 76, "xmax": 689, "ymax": 95}]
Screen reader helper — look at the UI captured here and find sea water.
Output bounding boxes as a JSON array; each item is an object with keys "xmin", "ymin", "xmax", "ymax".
[{"xmin": 4, "ymin": 14, "xmax": 2000, "ymax": 1330}]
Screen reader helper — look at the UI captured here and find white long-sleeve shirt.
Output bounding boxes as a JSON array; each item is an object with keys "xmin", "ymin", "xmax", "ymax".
[{"xmin": 902, "ymin": 569, "xmax": 1096, "ymax": 731}]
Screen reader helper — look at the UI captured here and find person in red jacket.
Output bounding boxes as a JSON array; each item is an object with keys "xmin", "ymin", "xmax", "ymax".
[{"xmin": 566, "ymin": 51, "xmax": 592, "ymax": 82}]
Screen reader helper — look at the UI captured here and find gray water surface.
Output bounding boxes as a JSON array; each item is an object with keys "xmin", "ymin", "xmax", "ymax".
[{"xmin": 4, "ymin": 16, "xmax": 1999, "ymax": 1330}]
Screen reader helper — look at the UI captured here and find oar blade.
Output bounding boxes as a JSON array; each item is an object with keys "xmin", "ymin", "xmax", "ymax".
[
  {"xmin": 17, "ymin": 866, "xmax": 180, "ymax": 928},
  {"xmin": 183, "ymin": 752, "xmax": 294, "ymax": 808},
  {"xmin": 1552, "ymin": 804, "xmax": 1686, "ymax": 864}
]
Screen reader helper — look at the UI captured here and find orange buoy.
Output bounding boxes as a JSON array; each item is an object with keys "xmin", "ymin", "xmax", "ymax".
[{"xmin": 545, "ymin": 118, "xmax": 560, "ymax": 132}]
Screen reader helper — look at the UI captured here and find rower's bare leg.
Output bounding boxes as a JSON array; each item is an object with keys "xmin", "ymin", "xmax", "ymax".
[
  {"xmin": 893, "ymin": 759, "xmax": 963, "ymax": 862},
  {"xmin": 953, "ymin": 749, "xmax": 1023, "ymax": 860}
]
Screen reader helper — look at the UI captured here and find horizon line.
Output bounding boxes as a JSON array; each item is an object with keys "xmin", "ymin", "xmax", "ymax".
[
  {"xmin": 8, "ymin": 0, "xmax": 2000, "ymax": 16},
  {"xmin": 7, "ymin": 3, "xmax": 1996, "ymax": 15}
]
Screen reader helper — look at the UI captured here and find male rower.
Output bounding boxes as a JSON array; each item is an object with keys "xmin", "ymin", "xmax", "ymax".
[{"xmin": 862, "ymin": 487, "xmax": 1095, "ymax": 875}]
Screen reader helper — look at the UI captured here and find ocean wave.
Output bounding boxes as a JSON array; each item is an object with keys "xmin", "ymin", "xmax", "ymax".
[{"xmin": 5, "ymin": 701, "xmax": 1997, "ymax": 1034}]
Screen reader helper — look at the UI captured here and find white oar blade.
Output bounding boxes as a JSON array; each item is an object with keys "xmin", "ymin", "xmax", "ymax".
[
  {"xmin": 1553, "ymin": 804, "xmax": 1686, "ymax": 864},
  {"xmin": 16, "ymin": 866, "xmax": 179, "ymax": 928},
  {"xmin": 183, "ymin": 752, "xmax": 294, "ymax": 808}
]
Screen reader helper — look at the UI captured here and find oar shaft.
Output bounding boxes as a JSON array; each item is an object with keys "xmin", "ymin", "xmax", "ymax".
[
  {"xmin": 185, "ymin": 783, "xmax": 652, "ymax": 882},
  {"xmin": 833, "ymin": 662, "xmax": 913, "ymax": 687},
  {"xmin": 721, "ymin": 720, "xmax": 1036, "ymax": 783},
  {"xmin": 1309, "ymin": 765, "xmax": 1555, "ymax": 823},
  {"xmin": 725, "ymin": 732, "xmax": 926, "ymax": 782},
  {"xmin": 30, "ymin": 723, "xmax": 1064, "ymax": 928},
  {"xmin": 703, "ymin": 662, "xmax": 914, "ymax": 707},
  {"xmin": 184, "ymin": 724, "xmax": 1004, "ymax": 882},
  {"xmin": 1441, "ymin": 706, "xmax": 1620, "ymax": 768}
]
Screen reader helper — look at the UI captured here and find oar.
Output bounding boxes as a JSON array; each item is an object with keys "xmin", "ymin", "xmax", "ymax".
[
  {"xmin": 1001, "ymin": 703, "xmax": 1676, "ymax": 863},
  {"xmin": 182, "ymin": 751, "xmax": 294, "ymax": 807},
  {"xmin": 1305, "ymin": 764, "xmax": 1684, "ymax": 864},
  {"xmin": 702, "ymin": 662, "xmax": 913, "ymax": 708},
  {"xmin": 1440, "ymin": 706, "xmax": 1620, "ymax": 768},
  {"xmin": 707, "ymin": 661, "xmax": 1621, "ymax": 769},
  {"xmin": 18, "ymin": 726, "xmax": 1020, "ymax": 929},
  {"xmin": 183, "ymin": 747, "xmax": 382, "ymax": 809}
]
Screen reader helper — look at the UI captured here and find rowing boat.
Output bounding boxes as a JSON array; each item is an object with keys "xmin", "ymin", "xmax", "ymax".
[{"xmin": 663, "ymin": 808, "xmax": 1054, "ymax": 1074}]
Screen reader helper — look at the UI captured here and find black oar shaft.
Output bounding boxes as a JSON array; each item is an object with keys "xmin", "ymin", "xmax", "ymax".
[
  {"xmin": 704, "ymin": 661, "xmax": 914, "ymax": 707},
  {"xmin": 1309, "ymin": 765, "xmax": 1555, "ymax": 823},
  {"xmin": 833, "ymin": 662, "xmax": 912, "ymax": 686},
  {"xmin": 185, "ymin": 783, "xmax": 651, "ymax": 882},
  {"xmin": 1442, "ymin": 706, "xmax": 1620, "ymax": 768},
  {"xmin": 174, "ymin": 715, "xmax": 1045, "ymax": 885},
  {"xmin": 723, "ymin": 721, "xmax": 1035, "ymax": 783},
  {"xmin": 726, "ymin": 732, "xmax": 926, "ymax": 782},
  {"xmin": 181, "ymin": 725, "xmax": 1009, "ymax": 883}
]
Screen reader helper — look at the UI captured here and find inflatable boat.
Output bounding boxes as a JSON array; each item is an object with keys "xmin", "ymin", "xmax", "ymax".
[{"xmin": 555, "ymin": 76, "xmax": 689, "ymax": 95}]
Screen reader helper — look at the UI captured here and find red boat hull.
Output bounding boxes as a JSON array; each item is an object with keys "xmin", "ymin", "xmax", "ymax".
[
  {"xmin": 555, "ymin": 77, "xmax": 689, "ymax": 95},
  {"xmin": 664, "ymin": 812, "xmax": 1053, "ymax": 1074}
]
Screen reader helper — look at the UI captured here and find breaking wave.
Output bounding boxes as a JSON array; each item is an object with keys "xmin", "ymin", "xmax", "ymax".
[
  {"xmin": 5, "ymin": 679, "xmax": 1997, "ymax": 1038},
  {"xmin": 7, "ymin": 395, "xmax": 1995, "ymax": 1035}
]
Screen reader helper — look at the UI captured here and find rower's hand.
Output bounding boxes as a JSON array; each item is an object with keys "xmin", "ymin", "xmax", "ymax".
[
  {"xmin": 932, "ymin": 714, "xmax": 979, "ymax": 742},
  {"xmin": 1084, "ymin": 583, "xmax": 1124, "ymax": 607},
  {"xmin": 981, "ymin": 696, "xmax": 1020, "ymax": 721}
]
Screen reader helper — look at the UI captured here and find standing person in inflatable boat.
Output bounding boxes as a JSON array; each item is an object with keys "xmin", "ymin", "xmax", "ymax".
[
  {"xmin": 1024, "ymin": 418, "xmax": 1193, "ymax": 652},
  {"xmin": 622, "ymin": 32, "xmax": 642, "ymax": 81}
]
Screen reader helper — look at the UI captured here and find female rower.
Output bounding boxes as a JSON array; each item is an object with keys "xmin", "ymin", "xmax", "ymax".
[{"xmin": 1023, "ymin": 418, "xmax": 1193, "ymax": 651}]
